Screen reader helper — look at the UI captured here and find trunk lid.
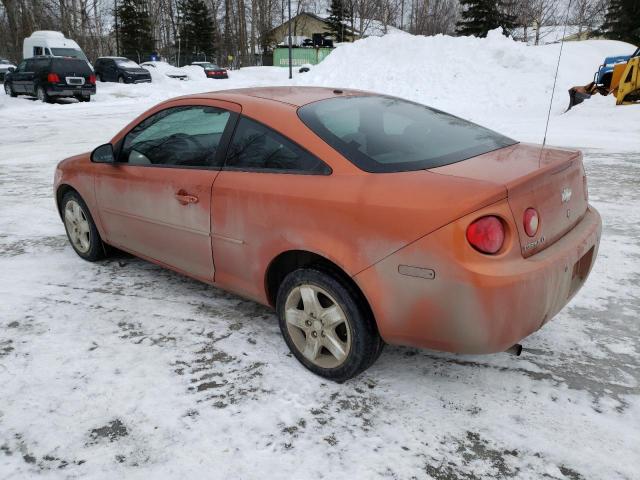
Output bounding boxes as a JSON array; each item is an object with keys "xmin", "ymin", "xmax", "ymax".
[{"xmin": 431, "ymin": 143, "xmax": 588, "ymax": 257}]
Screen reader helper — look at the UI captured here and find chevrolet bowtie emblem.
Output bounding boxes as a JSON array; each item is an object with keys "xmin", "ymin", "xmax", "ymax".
[{"xmin": 561, "ymin": 187, "xmax": 572, "ymax": 203}]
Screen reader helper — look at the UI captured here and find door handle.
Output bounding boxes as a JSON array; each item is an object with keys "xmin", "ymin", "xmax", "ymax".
[{"xmin": 174, "ymin": 190, "xmax": 199, "ymax": 205}]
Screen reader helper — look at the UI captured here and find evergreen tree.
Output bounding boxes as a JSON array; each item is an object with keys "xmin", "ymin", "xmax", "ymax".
[
  {"xmin": 115, "ymin": 0, "xmax": 155, "ymax": 62},
  {"xmin": 326, "ymin": 0, "xmax": 351, "ymax": 43},
  {"xmin": 600, "ymin": 0, "xmax": 640, "ymax": 45},
  {"xmin": 178, "ymin": 0, "xmax": 216, "ymax": 65},
  {"xmin": 456, "ymin": 0, "xmax": 516, "ymax": 37}
]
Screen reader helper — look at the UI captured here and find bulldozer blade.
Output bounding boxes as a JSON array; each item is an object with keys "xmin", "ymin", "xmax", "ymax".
[{"xmin": 567, "ymin": 85, "xmax": 593, "ymax": 111}]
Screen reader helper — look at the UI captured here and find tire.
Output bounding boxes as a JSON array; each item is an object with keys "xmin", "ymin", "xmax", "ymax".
[
  {"xmin": 61, "ymin": 191, "xmax": 106, "ymax": 262},
  {"xmin": 96, "ymin": 73, "xmax": 103, "ymax": 82},
  {"xmin": 36, "ymin": 86, "xmax": 50, "ymax": 103},
  {"xmin": 75, "ymin": 95, "xmax": 91, "ymax": 103},
  {"xmin": 118, "ymin": 76, "xmax": 125, "ymax": 84},
  {"xmin": 4, "ymin": 83, "xmax": 17, "ymax": 97},
  {"xmin": 276, "ymin": 267, "xmax": 382, "ymax": 382}
]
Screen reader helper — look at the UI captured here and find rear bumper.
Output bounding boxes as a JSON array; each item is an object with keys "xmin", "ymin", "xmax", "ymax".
[
  {"xmin": 355, "ymin": 202, "xmax": 602, "ymax": 354},
  {"xmin": 47, "ymin": 85, "xmax": 96, "ymax": 97}
]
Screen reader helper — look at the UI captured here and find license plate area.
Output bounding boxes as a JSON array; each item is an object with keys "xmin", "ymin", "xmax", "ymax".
[{"xmin": 66, "ymin": 77, "xmax": 85, "ymax": 85}]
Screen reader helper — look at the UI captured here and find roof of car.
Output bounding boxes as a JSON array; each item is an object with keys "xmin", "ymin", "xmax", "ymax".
[{"xmin": 179, "ymin": 86, "xmax": 366, "ymax": 107}]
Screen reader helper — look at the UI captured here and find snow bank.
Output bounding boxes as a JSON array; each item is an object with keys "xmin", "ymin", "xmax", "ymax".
[
  {"xmin": 295, "ymin": 29, "xmax": 639, "ymax": 150},
  {"xmin": 0, "ymin": 30, "xmax": 637, "ymax": 151}
]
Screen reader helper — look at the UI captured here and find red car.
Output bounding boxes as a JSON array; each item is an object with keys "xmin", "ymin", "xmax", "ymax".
[
  {"xmin": 54, "ymin": 87, "xmax": 601, "ymax": 381},
  {"xmin": 191, "ymin": 62, "xmax": 228, "ymax": 79}
]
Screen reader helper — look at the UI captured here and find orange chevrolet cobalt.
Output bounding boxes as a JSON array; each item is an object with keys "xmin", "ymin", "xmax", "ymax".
[{"xmin": 54, "ymin": 87, "xmax": 601, "ymax": 381}]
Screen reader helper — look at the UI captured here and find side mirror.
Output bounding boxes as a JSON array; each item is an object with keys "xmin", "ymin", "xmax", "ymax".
[
  {"xmin": 91, "ymin": 143, "xmax": 115, "ymax": 163},
  {"xmin": 8, "ymin": 67, "xmax": 15, "ymax": 72}
]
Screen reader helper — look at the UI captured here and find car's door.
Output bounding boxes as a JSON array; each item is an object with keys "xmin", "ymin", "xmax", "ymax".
[
  {"xmin": 22, "ymin": 59, "xmax": 40, "ymax": 94},
  {"xmin": 94, "ymin": 99, "xmax": 240, "ymax": 282},
  {"xmin": 94, "ymin": 59, "xmax": 104, "ymax": 79},
  {"xmin": 28, "ymin": 58, "xmax": 49, "ymax": 94},
  {"xmin": 106, "ymin": 59, "xmax": 118, "ymax": 81},
  {"xmin": 10, "ymin": 61, "xmax": 27, "ymax": 92},
  {"xmin": 211, "ymin": 116, "xmax": 331, "ymax": 300}
]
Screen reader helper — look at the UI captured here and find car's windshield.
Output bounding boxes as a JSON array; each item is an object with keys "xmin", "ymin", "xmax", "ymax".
[
  {"xmin": 50, "ymin": 48, "xmax": 87, "ymax": 61},
  {"xmin": 298, "ymin": 95, "xmax": 517, "ymax": 173},
  {"xmin": 116, "ymin": 59, "xmax": 140, "ymax": 68}
]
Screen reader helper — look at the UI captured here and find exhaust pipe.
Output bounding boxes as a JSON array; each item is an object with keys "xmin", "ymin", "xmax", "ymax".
[{"xmin": 505, "ymin": 344, "xmax": 523, "ymax": 356}]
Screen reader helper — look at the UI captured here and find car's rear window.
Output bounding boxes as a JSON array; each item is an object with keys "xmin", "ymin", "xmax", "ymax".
[
  {"xmin": 52, "ymin": 58, "xmax": 92, "ymax": 75},
  {"xmin": 298, "ymin": 95, "xmax": 517, "ymax": 173}
]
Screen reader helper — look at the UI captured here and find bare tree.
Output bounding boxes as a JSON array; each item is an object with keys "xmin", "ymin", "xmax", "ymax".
[{"xmin": 571, "ymin": 0, "xmax": 606, "ymax": 37}]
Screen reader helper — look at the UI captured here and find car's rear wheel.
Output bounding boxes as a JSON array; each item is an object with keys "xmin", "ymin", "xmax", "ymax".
[
  {"xmin": 96, "ymin": 73, "xmax": 103, "ymax": 82},
  {"xmin": 75, "ymin": 94, "xmax": 91, "ymax": 102},
  {"xmin": 61, "ymin": 191, "xmax": 106, "ymax": 262},
  {"xmin": 276, "ymin": 268, "xmax": 382, "ymax": 382},
  {"xmin": 36, "ymin": 86, "xmax": 50, "ymax": 103},
  {"xmin": 4, "ymin": 83, "xmax": 17, "ymax": 97}
]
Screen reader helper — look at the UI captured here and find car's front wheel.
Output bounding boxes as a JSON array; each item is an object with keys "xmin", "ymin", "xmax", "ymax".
[
  {"xmin": 118, "ymin": 76, "xmax": 125, "ymax": 84},
  {"xmin": 61, "ymin": 191, "xmax": 106, "ymax": 261},
  {"xmin": 4, "ymin": 83, "xmax": 17, "ymax": 97},
  {"xmin": 277, "ymin": 268, "xmax": 383, "ymax": 382}
]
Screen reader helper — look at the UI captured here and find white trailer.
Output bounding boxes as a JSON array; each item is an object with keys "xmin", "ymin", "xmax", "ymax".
[{"xmin": 23, "ymin": 31, "xmax": 88, "ymax": 62}]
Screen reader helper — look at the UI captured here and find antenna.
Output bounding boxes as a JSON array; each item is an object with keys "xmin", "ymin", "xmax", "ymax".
[{"xmin": 539, "ymin": 0, "xmax": 574, "ymax": 166}]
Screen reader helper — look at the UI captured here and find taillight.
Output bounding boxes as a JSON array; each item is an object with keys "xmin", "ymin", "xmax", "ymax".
[
  {"xmin": 88, "ymin": 74, "xmax": 96, "ymax": 84},
  {"xmin": 523, "ymin": 208, "xmax": 539, "ymax": 237},
  {"xmin": 47, "ymin": 73, "xmax": 60, "ymax": 83},
  {"xmin": 466, "ymin": 216, "xmax": 505, "ymax": 254}
]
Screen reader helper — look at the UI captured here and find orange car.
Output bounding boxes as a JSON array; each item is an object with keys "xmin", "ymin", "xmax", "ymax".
[{"xmin": 54, "ymin": 87, "xmax": 601, "ymax": 381}]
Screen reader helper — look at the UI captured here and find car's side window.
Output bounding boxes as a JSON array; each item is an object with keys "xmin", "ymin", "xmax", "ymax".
[
  {"xmin": 33, "ymin": 46, "xmax": 43, "ymax": 56},
  {"xmin": 225, "ymin": 117, "xmax": 330, "ymax": 174},
  {"xmin": 33, "ymin": 58, "xmax": 49, "ymax": 71},
  {"xmin": 24, "ymin": 60, "xmax": 34, "ymax": 72},
  {"xmin": 16, "ymin": 61, "xmax": 26, "ymax": 72},
  {"xmin": 120, "ymin": 106, "xmax": 231, "ymax": 168}
]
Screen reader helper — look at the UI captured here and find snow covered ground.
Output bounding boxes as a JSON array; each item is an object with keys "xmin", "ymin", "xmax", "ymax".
[{"xmin": 0, "ymin": 32, "xmax": 639, "ymax": 479}]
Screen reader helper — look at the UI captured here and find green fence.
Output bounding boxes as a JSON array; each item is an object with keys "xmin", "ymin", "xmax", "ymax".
[{"xmin": 273, "ymin": 47, "xmax": 334, "ymax": 67}]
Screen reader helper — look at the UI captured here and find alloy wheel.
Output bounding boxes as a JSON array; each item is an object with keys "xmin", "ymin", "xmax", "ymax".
[
  {"xmin": 64, "ymin": 200, "xmax": 91, "ymax": 253},
  {"xmin": 4, "ymin": 84, "xmax": 11, "ymax": 96},
  {"xmin": 37, "ymin": 87, "xmax": 46, "ymax": 102},
  {"xmin": 284, "ymin": 284, "xmax": 352, "ymax": 368}
]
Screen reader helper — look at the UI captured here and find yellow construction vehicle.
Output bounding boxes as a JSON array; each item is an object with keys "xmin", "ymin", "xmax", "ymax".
[{"xmin": 568, "ymin": 47, "xmax": 640, "ymax": 110}]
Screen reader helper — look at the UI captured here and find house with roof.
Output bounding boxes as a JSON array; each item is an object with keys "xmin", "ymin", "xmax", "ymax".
[{"xmin": 267, "ymin": 12, "xmax": 402, "ymax": 50}]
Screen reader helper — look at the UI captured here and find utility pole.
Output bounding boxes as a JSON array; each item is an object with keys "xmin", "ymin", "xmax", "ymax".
[
  {"xmin": 177, "ymin": 35, "xmax": 181, "ymax": 66},
  {"xmin": 114, "ymin": 0, "xmax": 119, "ymax": 56},
  {"xmin": 288, "ymin": 0, "xmax": 292, "ymax": 79}
]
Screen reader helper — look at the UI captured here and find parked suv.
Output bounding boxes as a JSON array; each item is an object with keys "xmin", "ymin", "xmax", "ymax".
[
  {"xmin": 94, "ymin": 57, "xmax": 152, "ymax": 84},
  {"xmin": 4, "ymin": 56, "xmax": 96, "ymax": 102}
]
